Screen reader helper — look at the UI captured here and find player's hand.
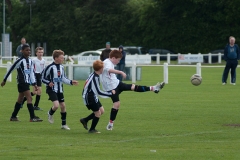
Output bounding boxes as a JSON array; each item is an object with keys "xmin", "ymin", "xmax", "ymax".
[
  {"xmin": 121, "ymin": 71, "xmax": 127, "ymax": 79},
  {"xmin": 49, "ymin": 82, "xmax": 54, "ymax": 87},
  {"xmin": 1, "ymin": 81, "xmax": 6, "ymax": 87},
  {"xmin": 111, "ymin": 90, "xmax": 116, "ymax": 94},
  {"xmin": 34, "ymin": 85, "xmax": 38, "ymax": 91},
  {"xmin": 72, "ymin": 80, "xmax": 79, "ymax": 86}
]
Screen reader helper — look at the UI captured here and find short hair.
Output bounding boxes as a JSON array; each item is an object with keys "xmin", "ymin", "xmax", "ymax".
[
  {"xmin": 35, "ymin": 47, "xmax": 44, "ymax": 53},
  {"xmin": 229, "ymin": 36, "xmax": 235, "ymax": 40},
  {"xmin": 109, "ymin": 50, "xmax": 122, "ymax": 59},
  {"xmin": 22, "ymin": 44, "xmax": 30, "ymax": 50},
  {"xmin": 93, "ymin": 60, "xmax": 104, "ymax": 71},
  {"xmin": 52, "ymin": 50, "xmax": 64, "ymax": 59}
]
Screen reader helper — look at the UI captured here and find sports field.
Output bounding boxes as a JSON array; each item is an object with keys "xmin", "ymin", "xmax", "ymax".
[{"xmin": 0, "ymin": 65, "xmax": 240, "ymax": 160}]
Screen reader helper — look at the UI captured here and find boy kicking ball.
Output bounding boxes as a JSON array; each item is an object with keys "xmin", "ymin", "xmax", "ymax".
[
  {"xmin": 80, "ymin": 60, "xmax": 115, "ymax": 133},
  {"xmin": 100, "ymin": 50, "xmax": 165, "ymax": 131}
]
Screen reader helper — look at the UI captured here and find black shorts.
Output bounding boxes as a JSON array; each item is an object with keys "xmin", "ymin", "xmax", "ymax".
[
  {"xmin": 110, "ymin": 82, "xmax": 132, "ymax": 103},
  {"xmin": 47, "ymin": 91, "xmax": 64, "ymax": 102},
  {"xmin": 18, "ymin": 83, "xmax": 30, "ymax": 93},
  {"xmin": 35, "ymin": 73, "xmax": 42, "ymax": 87},
  {"xmin": 86, "ymin": 99, "xmax": 102, "ymax": 112}
]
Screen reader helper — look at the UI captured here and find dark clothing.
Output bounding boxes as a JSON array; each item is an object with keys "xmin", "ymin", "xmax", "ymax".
[
  {"xmin": 86, "ymin": 101, "xmax": 102, "ymax": 112},
  {"xmin": 222, "ymin": 59, "xmax": 238, "ymax": 83},
  {"xmin": 224, "ymin": 44, "xmax": 240, "ymax": 60},
  {"xmin": 222, "ymin": 44, "xmax": 240, "ymax": 83},
  {"xmin": 110, "ymin": 82, "xmax": 132, "ymax": 103},
  {"xmin": 116, "ymin": 45, "xmax": 126, "ymax": 81},
  {"xmin": 16, "ymin": 45, "xmax": 23, "ymax": 58},
  {"xmin": 47, "ymin": 91, "xmax": 64, "ymax": 102},
  {"xmin": 35, "ymin": 73, "xmax": 42, "ymax": 86},
  {"xmin": 118, "ymin": 45, "xmax": 126, "ymax": 64},
  {"xmin": 17, "ymin": 83, "xmax": 30, "ymax": 93},
  {"xmin": 116, "ymin": 63, "xmax": 125, "ymax": 81},
  {"xmin": 100, "ymin": 49, "xmax": 111, "ymax": 61}
]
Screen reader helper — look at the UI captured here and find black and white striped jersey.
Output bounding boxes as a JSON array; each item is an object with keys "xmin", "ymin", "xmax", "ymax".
[
  {"xmin": 3, "ymin": 57, "xmax": 36, "ymax": 85},
  {"xmin": 82, "ymin": 72, "xmax": 112, "ymax": 105},
  {"xmin": 42, "ymin": 62, "xmax": 72, "ymax": 93}
]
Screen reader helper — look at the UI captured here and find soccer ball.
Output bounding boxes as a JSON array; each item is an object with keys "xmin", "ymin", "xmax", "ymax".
[{"xmin": 190, "ymin": 74, "xmax": 202, "ymax": 86}]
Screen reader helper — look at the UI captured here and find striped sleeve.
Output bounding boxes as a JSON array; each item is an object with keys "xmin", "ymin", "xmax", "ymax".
[
  {"xmin": 42, "ymin": 63, "xmax": 52, "ymax": 85},
  {"xmin": 61, "ymin": 65, "xmax": 72, "ymax": 85},
  {"xmin": 92, "ymin": 75, "xmax": 112, "ymax": 98},
  {"xmin": 29, "ymin": 59, "xmax": 36, "ymax": 85},
  {"xmin": 3, "ymin": 58, "xmax": 22, "ymax": 82}
]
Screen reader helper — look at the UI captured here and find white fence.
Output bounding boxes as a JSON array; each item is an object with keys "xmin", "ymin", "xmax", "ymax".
[{"xmin": 0, "ymin": 53, "xmax": 225, "ymax": 83}]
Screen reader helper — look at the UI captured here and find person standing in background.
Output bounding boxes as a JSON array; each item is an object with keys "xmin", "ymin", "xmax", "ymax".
[
  {"xmin": 222, "ymin": 36, "xmax": 240, "ymax": 85},
  {"xmin": 16, "ymin": 37, "xmax": 28, "ymax": 58},
  {"xmin": 116, "ymin": 45, "xmax": 126, "ymax": 81},
  {"xmin": 100, "ymin": 42, "xmax": 112, "ymax": 61}
]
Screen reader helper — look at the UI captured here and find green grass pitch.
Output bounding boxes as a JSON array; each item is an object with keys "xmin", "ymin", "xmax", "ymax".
[{"xmin": 0, "ymin": 65, "xmax": 240, "ymax": 160}]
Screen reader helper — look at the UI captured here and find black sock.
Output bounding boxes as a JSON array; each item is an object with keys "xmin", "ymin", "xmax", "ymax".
[
  {"xmin": 31, "ymin": 92, "xmax": 34, "ymax": 96},
  {"xmin": 90, "ymin": 116, "xmax": 99, "ymax": 131},
  {"xmin": 85, "ymin": 113, "xmax": 95, "ymax": 122},
  {"xmin": 110, "ymin": 108, "xmax": 119, "ymax": 121},
  {"xmin": 22, "ymin": 97, "xmax": 27, "ymax": 105},
  {"xmin": 27, "ymin": 103, "xmax": 35, "ymax": 119},
  {"xmin": 61, "ymin": 112, "xmax": 67, "ymax": 125},
  {"xmin": 34, "ymin": 95, "xmax": 41, "ymax": 107},
  {"xmin": 11, "ymin": 102, "xmax": 21, "ymax": 118},
  {"xmin": 49, "ymin": 107, "xmax": 55, "ymax": 115},
  {"xmin": 134, "ymin": 85, "xmax": 150, "ymax": 92}
]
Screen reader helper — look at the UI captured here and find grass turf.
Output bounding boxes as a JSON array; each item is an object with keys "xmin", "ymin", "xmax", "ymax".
[{"xmin": 0, "ymin": 65, "xmax": 240, "ymax": 160}]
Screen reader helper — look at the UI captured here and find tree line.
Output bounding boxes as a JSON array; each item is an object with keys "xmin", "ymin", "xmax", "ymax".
[{"xmin": 0, "ymin": 0, "xmax": 239, "ymax": 56}]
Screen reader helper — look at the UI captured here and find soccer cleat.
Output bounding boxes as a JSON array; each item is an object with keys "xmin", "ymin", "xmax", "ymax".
[
  {"xmin": 222, "ymin": 82, "xmax": 226, "ymax": 85},
  {"xmin": 10, "ymin": 117, "xmax": 20, "ymax": 121},
  {"xmin": 154, "ymin": 82, "xmax": 165, "ymax": 93},
  {"xmin": 88, "ymin": 129, "xmax": 101, "ymax": 133},
  {"xmin": 106, "ymin": 123, "xmax": 113, "ymax": 131},
  {"xmin": 34, "ymin": 106, "xmax": 43, "ymax": 111},
  {"xmin": 80, "ymin": 118, "xmax": 88, "ymax": 130},
  {"xmin": 61, "ymin": 125, "xmax": 70, "ymax": 130},
  {"xmin": 30, "ymin": 116, "xmax": 43, "ymax": 122},
  {"xmin": 232, "ymin": 83, "xmax": 236, "ymax": 85},
  {"xmin": 48, "ymin": 111, "xmax": 54, "ymax": 124}
]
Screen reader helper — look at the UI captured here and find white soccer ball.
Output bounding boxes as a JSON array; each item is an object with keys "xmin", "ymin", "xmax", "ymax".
[{"xmin": 190, "ymin": 74, "xmax": 202, "ymax": 86}]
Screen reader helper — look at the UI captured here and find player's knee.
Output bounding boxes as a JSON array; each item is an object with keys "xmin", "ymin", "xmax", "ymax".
[
  {"xmin": 94, "ymin": 111, "xmax": 101, "ymax": 117},
  {"xmin": 131, "ymin": 84, "xmax": 135, "ymax": 90},
  {"xmin": 113, "ymin": 102, "xmax": 120, "ymax": 109},
  {"xmin": 100, "ymin": 110, "xmax": 104, "ymax": 115}
]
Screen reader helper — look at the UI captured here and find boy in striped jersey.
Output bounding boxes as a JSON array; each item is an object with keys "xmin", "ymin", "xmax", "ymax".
[
  {"xmin": 101, "ymin": 50, "xmax": 165, "ymax": 130},
  {"xmin": 1, "ymin": 44, "xmax": 43, "ymax": 122},
  {"xmin": 80, "ymin": 60, "xmax": 115, "ymax": 133},
  {"xmin": 32, "ymin": 47, "xmax": 45, "ymax": 110},
  {"xmin": 42, "ymin": 50, "xmax": 78, "ymax": 130}
]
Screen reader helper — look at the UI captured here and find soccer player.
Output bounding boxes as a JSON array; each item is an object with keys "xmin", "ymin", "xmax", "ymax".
[
  {"xmin": 100, "ymin": 50, "xmax": 165, "ymax": 130},
  {"xmin": 42, "ymin": 49, "xmax": 79, "ymax": 130},
  {"xmin": 80, "ymin": 60, "xmax": 115, "ymax": 133},
  {"xmin": 32, "ymin": 47, "xmax": 46, "ymax": 110},
  {"xmin": 1, "ymin": 44, "xmax": 43, "ymax": 122}
]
